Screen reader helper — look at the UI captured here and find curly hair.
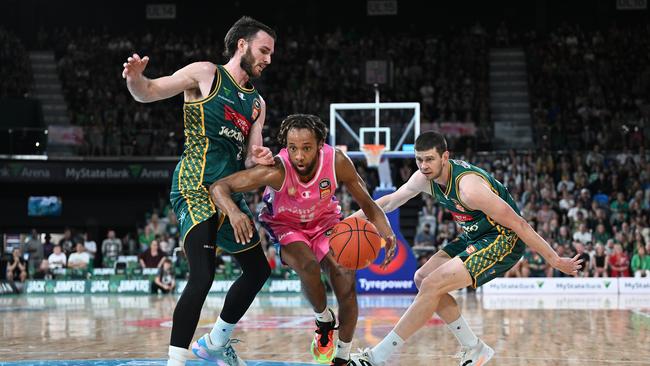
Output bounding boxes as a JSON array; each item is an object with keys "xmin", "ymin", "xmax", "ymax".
[{"xmin": 276, "ymin": 114, "xmax": 329, "ymax": 146}]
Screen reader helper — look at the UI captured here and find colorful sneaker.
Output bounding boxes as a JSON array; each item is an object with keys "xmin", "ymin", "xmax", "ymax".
[
  {"xmin": 191, "ymin": 333, "xmax": 246, "ymax": 366},
  {"xmin": 455, "ymin": 339, "xmax": 495, "ymax": 366},
  {"xmin": 310, "ymin": 308, "xmax": 337, "ymax": 363},
  {"xmin": 349, "ymin": 348, "xmax": 383, "ymax": 366},
  {"xmin": 330, "ymin": 357, "xmax": 350, "ymax": 366}
]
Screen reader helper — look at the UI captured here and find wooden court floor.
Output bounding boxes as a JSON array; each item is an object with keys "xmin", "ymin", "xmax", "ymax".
[{"xmin": 1, "ymin": 292, "xmax": 649, "ymax": 365}]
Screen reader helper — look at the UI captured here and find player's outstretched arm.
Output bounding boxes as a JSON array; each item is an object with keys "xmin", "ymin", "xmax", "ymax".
[
  {"xmin": 122, "ymin": 53, "xmax": 210, "ymax": 103},
  {"xmin": 351, "ymin": 170, "xmax": 430, "ymax": 219},
  {"xmin": 458, "ymin": 174, "xmax": 583, "ymax": 276},
  {"xmin": 336, "ymin": 150, "xmax": 397, "ymax": 265},
  {"xmin": 209, "ymin": 160, "xmax": 284, "ymax": 244},
  {"xmin": 245, "ymin": 97, "xmax": 273, "ymax": 168}
]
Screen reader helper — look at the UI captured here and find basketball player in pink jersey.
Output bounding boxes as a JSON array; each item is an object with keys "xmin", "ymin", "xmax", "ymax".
[{"xmin": 210, "ymin": 114, "xmax": 396, "ymax": 366}]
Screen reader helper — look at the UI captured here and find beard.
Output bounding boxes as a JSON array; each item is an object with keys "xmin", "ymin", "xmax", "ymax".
[
  {"xmin": 240, "ymin": 48, "xmax": 260, "ymax": 79},
  {"xmin": 292, "ymin": 157, "xmax": 319, "ymax": 178}
]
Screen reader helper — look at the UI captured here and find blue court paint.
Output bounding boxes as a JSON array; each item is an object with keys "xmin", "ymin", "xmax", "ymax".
[{"xmin": 0, "ymin": 360, "xmax": 317, "ymax": 366}]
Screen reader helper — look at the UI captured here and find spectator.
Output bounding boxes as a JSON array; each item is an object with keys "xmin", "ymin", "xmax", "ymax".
[
  {"xmin": 101, "ymin": 229, "xmax": 123, "ymax": 267},
  {"xmin": 138, "ymin": 240, "xmax": 167, "ymax": 268},
  {"xmin": 58, "ymin": 228, "xmax": 75, "ymax": 255},
  {"xmin": 83, "ymin": 232, "xmax": 97, "ymax": 261},
  {"xmin": 21, "ymin": 229, "xmax": 43, "ymax": 268},
  {"xmin": 608, "ymin": 243, "xmax": 630, "ymax": 277},
  {"xmin": 153, "ymin": 258, "xmax": 176, "ymax": 294},
  {"xmin": 414, "ymin": 223, "xmax": 436, "ymax": 249},
  {"xmin": 592, "ymin": 223, "xmax": 611, "ymax": 245},
  {"xmin": 522, "ymin": 248, "xmax": 549, "ymax": 277},
  {"xmin": 631, "ymin": 245, "xmax": 650, "ymax": 277},
  {"xmin": 147, "ymin": 212, "xmax": 167, "ymax": 237},
  {"xmin": 138, "ymin": 225, "xmax": 155, "ymax": 252},
  {"xmin": 592, "ymin": 243, "xmax": 609, "ymax": 277},
  {"xmin": 42, "ymin": 233, "xmax": 55, "ymax": 259},
  {"xmin": 573, "ymin": 223, "xmax": 592, "ymax": 244},
  {"xmin": 6, "ymin": 248, "xmax": 27, "ymax": 282},
  {"xmin": 67, "ymin": 242, "xmax": 91, "ymax": 270},
  {"xmin": 47, "ymin": 244, "xmax": 67, "ymax": 269}
]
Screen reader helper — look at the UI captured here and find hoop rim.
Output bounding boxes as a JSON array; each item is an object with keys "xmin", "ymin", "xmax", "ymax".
[
  {"xmin": 360, "ymin": 144, "xmax": 386, "ymax": 167},
  {"xmin": 361, "ymin": 144, "xmax": 386, "ymax": 153}
]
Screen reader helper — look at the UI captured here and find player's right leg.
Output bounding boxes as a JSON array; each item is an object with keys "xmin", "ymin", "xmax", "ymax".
[
  {"xmin": 281, "ymin": 240, "xmax": 336, "ymax": 363},
  {"xmin": 412, "ymin": 239, "xmax": 491, "ymax": 366},
  {"xmin": 320, "ymin": 252, "xmax": 357, "ymax": 366},
  {"xmin": 168, "ymin": 214, "xmax": 218, "ymax": 366}
]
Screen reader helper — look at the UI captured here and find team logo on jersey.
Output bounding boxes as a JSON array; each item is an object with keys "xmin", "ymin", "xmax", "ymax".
[
  {"xmin": 224, "ymin": 105, "xmax": 252, "ymax": 136},
  {"xmin": 451, "ymin": 199, "xmax": 466, "ymax": 212},
  {"xmin": 251, "ymin": 98, "xmax": 261, "ymax": 121},
  {"xmin": 288, "ymin": 186, "xmax": 297, "ymax": 196},
  {"xmin": 324, "ymin": 228, "xmax": 333, "ymax": 237},
  {"xmin": 319, "ymin": 178, "xmax": 331, "ymax": 198},
  {"xmin": 466, "ymin": 245, "xmax": 476, "ymax": 254},
  {"xmin": 451, "ymin": 212, "xmax": 474, "ymax": 222}
]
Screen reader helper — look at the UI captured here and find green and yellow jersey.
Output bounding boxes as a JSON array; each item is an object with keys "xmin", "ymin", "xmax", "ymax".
[{"xmin": 170, "ymin": 65, "xmax": 263, "ymax": 252}]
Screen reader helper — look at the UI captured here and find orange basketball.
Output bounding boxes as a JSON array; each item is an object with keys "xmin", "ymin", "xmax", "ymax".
[{"xmin": 329, "ymin": 216, "xmax": 383, "ymax": 270}]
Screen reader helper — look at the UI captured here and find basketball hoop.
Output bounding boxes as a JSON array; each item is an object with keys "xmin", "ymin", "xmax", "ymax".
[{"xmin": 361, "ymin": 144, "xmax": 386, "ymax": 168}]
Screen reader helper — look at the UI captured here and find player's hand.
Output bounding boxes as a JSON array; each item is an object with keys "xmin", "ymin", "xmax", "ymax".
[
  {"xmin": 122, "ymin": 53, "xmax": 149, "ymax": 80},
  {"xmin": 251, "ymin": 145, "xmax": 274, "ymax": 165},
  {"xmin": 551, "ymin": 254, "xmax": 583, "ymax": 276},
  {"xmin": 229, "ymin": 210, "xmax": 254, "ymax": 245},
  {"xmin": 381, "ymin": 234, "xmax": 397, "ymax": 268}
]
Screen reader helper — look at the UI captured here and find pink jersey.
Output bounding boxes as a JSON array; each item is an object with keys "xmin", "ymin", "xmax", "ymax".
[{"xmin": 260, "ymin": 144, "xmax": 341, "ymax": 232}]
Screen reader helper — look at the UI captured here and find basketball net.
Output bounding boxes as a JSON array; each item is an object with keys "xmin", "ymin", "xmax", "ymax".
[{"xmin": 361, "ymin": 144, "xmax": 386, "ymax": 168}]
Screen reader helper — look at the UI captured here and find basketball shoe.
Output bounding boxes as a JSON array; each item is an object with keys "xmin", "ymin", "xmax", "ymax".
[
  {"xmin": 191, "ymin": 333, "xmax": 246, "ymax": 366},
  {"xmin": 349, "ymin": 348, "xmax": 383, "ymax": 366},
  {"xmin": 455, "ymin": 339, "xmax": 495, "ymax": 366},
  {"xmin": 311, "ymin": 308, "xmax": 337, "ymax": 363}
]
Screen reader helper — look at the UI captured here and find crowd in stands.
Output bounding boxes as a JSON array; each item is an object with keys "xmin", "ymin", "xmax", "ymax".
[
  {"xmin": 0, "ymin": 28, "xmax": 32, "ymax": 98},
  {"xmin": 30, "ymin": 24, "xmax": 490, "ymax": 156},
  {"xmin": 526, "ymin": 23, "xmax": 650, "ymax": 151}
]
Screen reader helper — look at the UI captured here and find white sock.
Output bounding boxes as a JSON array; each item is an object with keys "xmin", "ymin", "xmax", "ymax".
[
  {"xmin": 315, "ymin": 307, "xmax": 334, "ymax": 323},
  {"xmin": 447, "ymin": 315, "xmax": 479, "ymax": 347},
  {"xmin": 167, "ymin": 345, "xmax": 190, "ymax": 366},
  {"xmin": 335, "ymin": 339, "xmax": 352, "ymax": 360},
  {"xmin": 371, "ymin": 330, "xmax": 404, "ymax": 364},
  {"xmin": 209, "ymin": 316, "xmax": 236, "ymax": 347}
]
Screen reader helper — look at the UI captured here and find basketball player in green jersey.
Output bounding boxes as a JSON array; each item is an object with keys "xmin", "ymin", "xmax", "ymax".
[
  {"xmin": 123, "ymin": 16, "xmax": 276, "ymax": 366},
  {"xmin": 350, "ymin": 131, "xmax": 583, "ymax": 366}
]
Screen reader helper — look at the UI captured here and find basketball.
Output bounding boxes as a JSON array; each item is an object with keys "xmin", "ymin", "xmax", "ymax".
[{"xmin": 329, "ymin": 216, "xmax": 383, "ymax": 270}]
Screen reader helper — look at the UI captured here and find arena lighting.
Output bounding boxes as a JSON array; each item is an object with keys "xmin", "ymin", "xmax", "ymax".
[{"xmin": 35, "ymin": 142, "xmax": 40, "ymax": 147}]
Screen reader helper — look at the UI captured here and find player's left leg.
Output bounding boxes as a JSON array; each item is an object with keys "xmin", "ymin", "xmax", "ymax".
[
  {"xmin": 320, "ymin": 252, "xmax": 357, "ymax": 366},
  {"xmin": 351, "ymin": 258, "xmax": 473, "ymax": 366}
]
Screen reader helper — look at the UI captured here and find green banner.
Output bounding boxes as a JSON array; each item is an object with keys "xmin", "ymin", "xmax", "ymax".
[
  {"xmin": 175, "ymin": 279, "xmax": 302, "ymax": 294},
  {"xmin": 24, "ymin": 279, "xmax": 151, "ymax": 294}
]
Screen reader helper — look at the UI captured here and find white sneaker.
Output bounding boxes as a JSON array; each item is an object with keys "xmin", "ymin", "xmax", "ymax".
[
  {"xmin": 191, "ymin": 333, "xmax": 246, "ymax": 366},
  {"xmin": 349, "ymin": 348, "xmax": 384, "ymax": 366},
  {"xmin": 456, "ymin": 339, "xmax": 494, "ymax": 366}
]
